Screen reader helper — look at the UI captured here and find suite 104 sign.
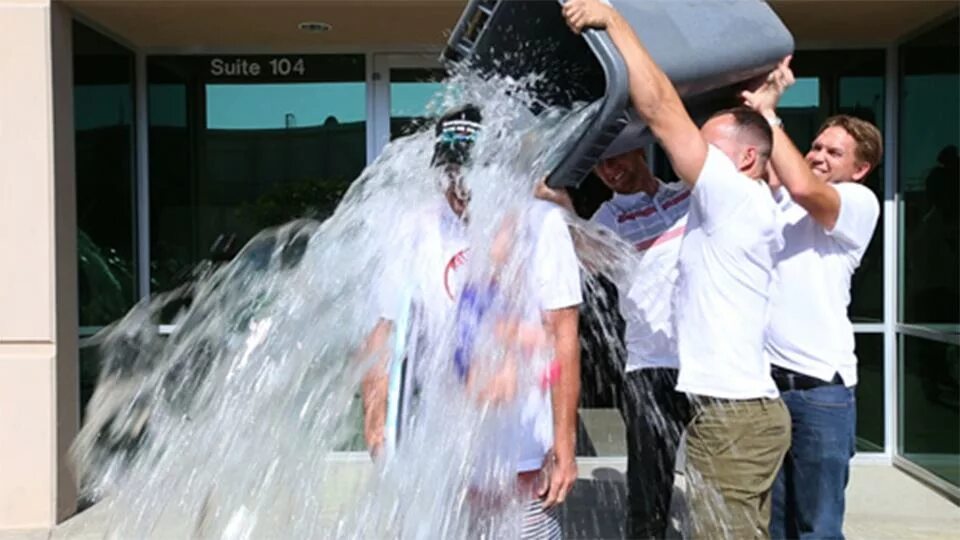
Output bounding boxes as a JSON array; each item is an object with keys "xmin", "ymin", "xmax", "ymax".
[{"xmin": 210, "ymin": 57, "xmax": 306, "ymax": 78}]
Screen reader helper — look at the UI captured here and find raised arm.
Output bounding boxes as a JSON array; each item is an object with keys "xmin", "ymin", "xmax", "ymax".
[
  {"xmin": 769, "ymin": 126, "xmax": 842, "ymax": 229},
  {"xmin": 742, "ymin": 57, "xmax": 842, "ymax": 229},
  {"xmin": 562, "ymin": 0, "xmax": 708, "ymax": 185}
]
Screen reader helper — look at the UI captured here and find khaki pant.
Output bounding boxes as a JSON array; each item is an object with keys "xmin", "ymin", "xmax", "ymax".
[{"xmin": 683, "ymin": 397, "xmax": 791, "ymax": 539}]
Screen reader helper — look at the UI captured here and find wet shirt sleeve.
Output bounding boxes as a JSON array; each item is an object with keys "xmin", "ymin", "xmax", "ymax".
[
  {"xmin": 533, "ymin": 207, "xmax": 583, "ymax": 311},
  {"xmin": 826, "ymin": 182, "xmax": 880, "ymax": 253}
]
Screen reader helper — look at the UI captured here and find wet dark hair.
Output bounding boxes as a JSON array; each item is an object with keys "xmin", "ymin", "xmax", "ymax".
[{"xmin": 431, "ymin": 104, "xmax": 483, "ymax": 168}]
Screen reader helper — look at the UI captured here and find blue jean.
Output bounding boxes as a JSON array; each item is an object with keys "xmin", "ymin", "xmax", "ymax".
[{"xmin": 771, "ymin": 384, "xmax": 856, "ymax": 540}]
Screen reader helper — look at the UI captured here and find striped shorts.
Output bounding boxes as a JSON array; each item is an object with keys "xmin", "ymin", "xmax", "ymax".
[{"xmin": 520, "ymin": 499, "xmax": 562, "ymax": 540}]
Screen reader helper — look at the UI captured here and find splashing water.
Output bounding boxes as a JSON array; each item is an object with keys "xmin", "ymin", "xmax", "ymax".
[{"xmin": 72, "ymin": 72, "xmax": 662, "ymax": 539}]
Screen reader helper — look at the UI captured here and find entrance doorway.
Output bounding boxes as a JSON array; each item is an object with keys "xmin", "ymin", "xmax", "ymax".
[{"xmin": 370, "ymin": 53, "xmax": 446, "ymax": 158}]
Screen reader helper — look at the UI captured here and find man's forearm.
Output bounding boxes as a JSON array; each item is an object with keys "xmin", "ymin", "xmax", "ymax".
[
  {"xmin": 547, "ymin": 308, "xmax": 581, "ymax": 461},
  {"xmin": 552, "ymin": 361, "xmax": 580, "ymax": 461},
  {"xmin": 769, "ymin": 123, "xmax": 818, "ymax": 195},
  {"xmin": 597, "ymin": 7, "xmax": 706, "ymax": 184},
  {"xmin": 359, "ymin": 319, "xmax": 392, "ymax": 386},
  {"xmin": 604, "ymin": 12, "xmax": 686, "ymax": 135},
  {"xmin": 361, "ymin": 365, "xmax": 388, "ymax": 434},
  {"xmin": 358, "ymin": 319, "xmax": 393, "ymax": 453},
  {"xmin": 360, "ymin": 325, "xmax": 391, "ymax": 401}
]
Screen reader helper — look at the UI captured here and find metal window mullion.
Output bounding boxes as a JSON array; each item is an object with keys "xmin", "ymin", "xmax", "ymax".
[
  {"xmin": 78, "ymin": 325, "xmax": 105, "ymax": 338},
  {"xmin": 895, "ymin": 324, "xmax": 960, "ymax": 346},
  {"xmin": 893, "ymin": 454, "xmax": 960, "ymax": 503},
  {"xmin": 371, "ymin": 53, "xmax": 392, "ymax": 161},
  {"xmin": 852, "ymin": 323, "xmax": 884, "ymax": 333},
  {"xmin": 883, "ymin": 43, "xmax": 899, "ymax": 460},
  {"xmin": 135, "ymin": 50, "xmax": 150, "ymax": 300},
  {"xmin": 365, "ymin": 52, "xmax": 378, "ymax": 166}
]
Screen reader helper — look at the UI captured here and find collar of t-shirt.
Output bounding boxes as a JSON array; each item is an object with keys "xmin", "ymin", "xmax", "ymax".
[{"xmin": 607, "ymin": 178, "xmax": 669, "ymax": 211}]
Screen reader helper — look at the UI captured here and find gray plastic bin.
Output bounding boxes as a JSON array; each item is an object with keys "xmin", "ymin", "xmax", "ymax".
[{"xmin": 442, "ymin": 0, "xmax": 794, "ymax": 188}]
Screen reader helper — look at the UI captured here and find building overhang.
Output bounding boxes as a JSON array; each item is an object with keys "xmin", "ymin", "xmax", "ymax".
[{"xmin": 61, "ymin": 0, "xmax": 958, "ymax": 52}]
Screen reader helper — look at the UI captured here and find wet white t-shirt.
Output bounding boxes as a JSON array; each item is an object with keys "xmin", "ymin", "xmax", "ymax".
[
  {"xmin": 378, "ymin": 201, "xmax": 470, "ymax": 350},
  {"xmin": 674, "ymin": 145, "xmax": 783, "ymax": 400},
  {"xmin": 378, "ymin": 200, "xmax": 582, "ymax": 473},
  {"xmin": 765, "ymin": 183, "xmax": 880, "ymax": 386}
]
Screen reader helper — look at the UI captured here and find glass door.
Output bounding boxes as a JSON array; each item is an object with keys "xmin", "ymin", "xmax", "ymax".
[
  {"xmin": 371, "ymin": 54, "xmax": 446, "ymax": 158},
  {"xmin": 364, "ymin": 53, "xmax": 447, "ymax": 453}
]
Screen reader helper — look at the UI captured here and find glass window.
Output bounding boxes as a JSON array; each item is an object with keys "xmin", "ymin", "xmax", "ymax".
[
  {"xmin": 779, "ymin": 77, "xmax": 820, "ymax": 108},
  {"xmin": 73, "ymin": 22, "xmax": 138, "ymax": 419},
  {"xmin": 899, "ymin": 334, "xmax": 959, "ymax": 486},
  {"xmin": 390, "ymin": 68, "xmax": 446, "ymax": 139},
  {"xmin": 147, "ymin": 55, "xmax": 366, "ymax": 294},
  {"xmin": 839, "ymin": 74, "xmax": 886, "ymax": 322},
  {"xmin": 899, "ymin": 17, "xmax": 960, "ymax": 331},
  {"xmin": 73, "ymin": 22, "xmax": 137, "ymax": 329},
  {"xmin": 854, "ymin": 333, "xmax": 884, "ymax": 452},
  {"xmin": 778, "ymin": 77, "xmax": 822, "ymax": 149}
]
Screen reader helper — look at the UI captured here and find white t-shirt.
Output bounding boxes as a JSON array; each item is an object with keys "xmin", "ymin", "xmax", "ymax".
[
  {"xmin": 378, "ymin": 201, "xmax": 469, "ymax": 346},
  {"xmin": 592, "ymin": 180, "xmax": 690, "ymax": 372},
  {"xmin": 674, "ymin": 145, "xmax": 783, "ymax": 400},
  {"xmin": 378, "ymin": 200, "xmax": 582, "ymax": 473},
  {"xmin": 765, "ymin": 182, "xmax": 880, "ymax": 386}
]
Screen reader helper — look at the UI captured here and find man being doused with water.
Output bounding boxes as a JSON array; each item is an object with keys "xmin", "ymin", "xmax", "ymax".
[{"xmin": 359, "ymin": 105, "xmax": 583, "ymax": 538}]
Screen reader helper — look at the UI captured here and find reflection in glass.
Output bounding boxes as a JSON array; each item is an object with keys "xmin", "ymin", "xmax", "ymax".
[
  {"xmin": 900, "ymin": 335, "xmax": 959, "ymax": 486},
  {"xmin": 389, "ymin": 68, "xmax": 446, "ymax": 139},
  {"xmin": 78, "ymin": 340, "xmax": 103, "ymax": 422},
  {"xmin": 73, "ymin": 22, "xmax": 137, "ymax": 327},
  {"xmin": 899, "ymin": 17, "xmax": 960, "ymax": 330},
  {"xmin": 779, "ymin": 77, "xmax": 819, "ymax": 108},
  {"xmin": 839, "ymin": 74, "xmax": 885, "ymax": 323},
  {"xmin": 147, "ymin": 60, "xmax": 191, "ymax": 295},
  {"xmin": 854, "ymin": 333, "xmax": 884, "ymax": 452},
  {"xmin": 778, "ymin": 76, "xmax": 821, "ymax": 151},
  {"xmin": 148, "ymin": 55, "xmax": 366, "ymax": 295},
  {"xmin": 206, "ymin": 83, "xmax": 365, "ymax": 129}
]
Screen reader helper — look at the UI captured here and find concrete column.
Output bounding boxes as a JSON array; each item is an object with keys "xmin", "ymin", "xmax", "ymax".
[{"xmin": 0, "ymin": 0, "xmax": 79, "ymax": 529}]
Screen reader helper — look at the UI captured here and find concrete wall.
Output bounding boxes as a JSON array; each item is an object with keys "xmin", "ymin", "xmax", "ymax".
[{"xmin": 0, "ymin": 0, "xmax": 79, "ymax": 529}]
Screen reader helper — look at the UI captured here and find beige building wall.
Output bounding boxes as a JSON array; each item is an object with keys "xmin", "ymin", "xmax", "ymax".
[{"xmin": 0, "ymin": 0, "xmax": 78, "ymax": 529}]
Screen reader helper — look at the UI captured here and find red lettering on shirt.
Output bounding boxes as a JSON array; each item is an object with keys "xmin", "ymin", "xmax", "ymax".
[{"xmin": 444, "ymin": 248, "xmax": 469, "ymax": 300}]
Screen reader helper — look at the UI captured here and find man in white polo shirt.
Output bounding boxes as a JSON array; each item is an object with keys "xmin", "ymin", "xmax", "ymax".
[
  {"xmin": 743, "ymin": 58, "xmax": 882, "ymax": 539},
  {"xmin": 563, "ymin": 1, "xmax": 790, "ymax": 538},
  {"xmin": 591, "ymin": 149, "xmax": 691, "ymax": 539},
  {"xmin": 537, "ymin": 146, "xmax": 692, "ymax": 537}
]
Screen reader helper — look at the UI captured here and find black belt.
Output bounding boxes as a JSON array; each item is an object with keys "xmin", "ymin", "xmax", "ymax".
[{"xmin": 771, "ymin": 365, "xmax": 843, "ymax": 392}]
